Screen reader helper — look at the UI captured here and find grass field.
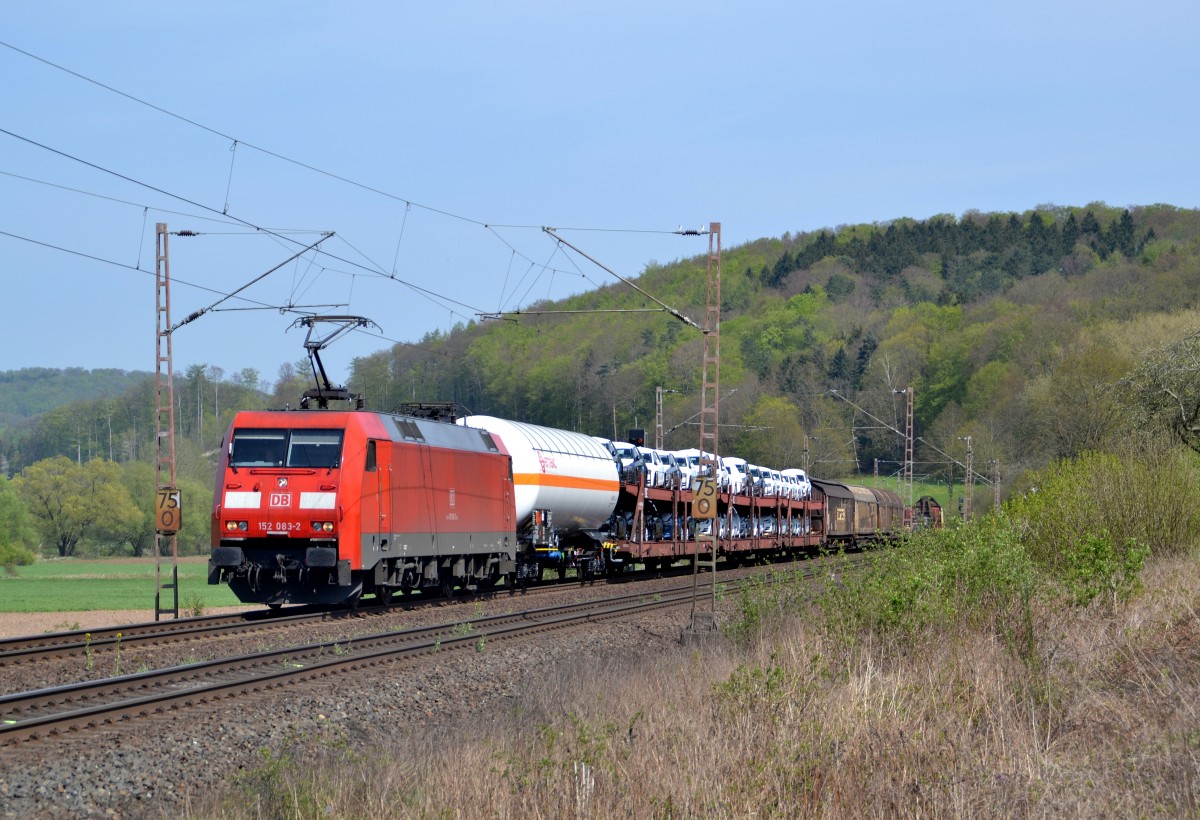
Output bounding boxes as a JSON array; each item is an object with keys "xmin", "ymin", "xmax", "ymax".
[{"xmin": 0, "ymin": 557, "xmax": 243, "ymax": 612}]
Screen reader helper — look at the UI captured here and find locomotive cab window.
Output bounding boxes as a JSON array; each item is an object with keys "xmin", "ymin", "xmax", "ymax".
[
  {"xmin": 287, "ymin": 430, "xmax": 343, "ymax": 468},
  {"xmin": 229, "ymin": 428, "xmax": 343, "ymax": 468},
  {"xmin": 230, "ymin": 429, "xmax": 287, "ymax": 466}
]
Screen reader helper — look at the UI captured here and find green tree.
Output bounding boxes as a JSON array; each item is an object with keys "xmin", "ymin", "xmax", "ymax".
[
  {"xmin": 1023, "ymin": 342, "xmax": 1133, "ymax": 459},
  {"xmin": 733, "ymin": 396, "xmax": 807, "ymax": 467},
  {"xmin": 0, "ymin": 475, "xmax": 37, "ymax": 569},
  {"xmin": 15, "ymin": 457, "xmax": 140, "ymax": 557},
  {"xmin": 114, "ymin": 461, "xmax": 157, "ymax": 557},
  {"xmin": 271, "ymin": 359, "xmax": 313, "ymax": 408},
  {"xmin": 1060, "ymin": 211, "xmax": 1080, "ymax": 254},
  {"xmin": 109, "ymin": 462, "xmax": 215, "ymax": 557},
  {"xmin": 1110, "ymin": 209, "xmax": 1137, "ymax": 258},
  {"xmin": 824, "ymin": 272, "xmax": 855, "ymax": 303},
  {"xmin": 827, "ymin": 347, "xmax": 851, "ymax": 389},
  {"xmin": 175, "ymin": 476, "xmax": 215, "ymax": 555},
  {"xmin": 852, "ymin": 334, "xmax": 877, "ymax": 389},
  {"xmin": 1128, "ymin": 327, "xmax": 1200, "ymax": 454}
]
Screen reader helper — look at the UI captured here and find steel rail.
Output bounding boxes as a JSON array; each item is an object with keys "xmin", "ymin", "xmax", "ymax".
[
  {"xmin": 0, "ymin": 572, "xmax": 614, "ymax": 666},
  {"xmin": 0, "ymin": 579, "xmax": 727, "ymax": 746},
  {"xmin": 0, "ymin": 606, "xmax": 373, "ymax": 666},
  {"xmin": 0, "ymin": 551, "xmax": 870, "ymax": 670},
  {"xmin": 0, "ymin": 554, "xmax": 871, "ymax": 746}
]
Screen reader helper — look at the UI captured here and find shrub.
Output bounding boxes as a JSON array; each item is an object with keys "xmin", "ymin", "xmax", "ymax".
[
  {"xmin": 1065, "ymin": 531, "xmax": 1149, "ymax": 608},
  {"xmin": 1007, "ymin": 440, "xmax": 1200, "ymax": 570},
  {"xmin": 0, "ymin": 541, "xmax": 36, "ymax": 573},
  {"xmin": 817, "ymin": 514, "xmax": 1037, "ymax": 641}
]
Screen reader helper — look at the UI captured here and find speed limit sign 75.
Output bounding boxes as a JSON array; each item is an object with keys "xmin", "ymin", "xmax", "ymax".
[
  {"xmin": 692, "ymin": 479, "xmax": 717, "ymax": 520},
  {"xmin": 156, "ymin": 488, "xmax": 182, "ymax": 534}
]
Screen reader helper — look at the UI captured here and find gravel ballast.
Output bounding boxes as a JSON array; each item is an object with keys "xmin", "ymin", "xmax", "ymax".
[{"xmin": 0, "ymin": 581, "xmax": 704, "ymax": 817}]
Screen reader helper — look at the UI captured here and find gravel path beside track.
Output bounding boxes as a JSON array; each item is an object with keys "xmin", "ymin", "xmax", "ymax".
[{"xmin": 0, "ymin": 607, "xmax": 260, "ymax": 640}]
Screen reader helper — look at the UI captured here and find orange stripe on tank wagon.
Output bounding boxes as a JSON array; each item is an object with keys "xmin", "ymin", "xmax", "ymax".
[{"xmin": 512, "ymin": 473, "xmax": 620, "ymax": 492}]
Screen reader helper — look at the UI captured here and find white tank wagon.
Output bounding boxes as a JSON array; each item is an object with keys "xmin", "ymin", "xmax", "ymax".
[{"xmin": 457, "ymin": 415, "xmax": 621, "ymax": 532}]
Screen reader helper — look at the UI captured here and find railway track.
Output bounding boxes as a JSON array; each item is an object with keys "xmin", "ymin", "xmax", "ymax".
[
  {"xmin": 0, "ymin": 579, "xmax": 708, "ymax": 746},
  {"xmin": 0, "ymin": 570, "xmax": 640, "ymax": 666},
  {"xmin": 0, "ymin": 555, "xmax": 868, "ymax": 747},
  {"xmin": 0, "ymin": 549, "xmax": 843, "ymax": 666}
]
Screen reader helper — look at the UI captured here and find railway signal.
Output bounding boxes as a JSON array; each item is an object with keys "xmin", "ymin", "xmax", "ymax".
[
  {"xmin": 155, "ymin": 488, "xmax": 182, "ymax": 535},
  {"xmin": 692, "ymin": 479, "xmax": 717, "ymax": 519}
]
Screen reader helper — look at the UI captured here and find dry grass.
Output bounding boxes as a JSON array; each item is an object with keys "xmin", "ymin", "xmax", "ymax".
[{"xmin": 199, "ymin": 554, "xmax": 1200, "ymax": 818}]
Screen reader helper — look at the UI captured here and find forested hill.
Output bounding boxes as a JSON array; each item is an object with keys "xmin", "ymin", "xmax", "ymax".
[
  {"xmin": 7, "ymin": 203, "xmax": 1200, "ymax": 499},
  {"xmin": 346, "ymin": 203, "xmax": 1200, "ymax": 486},
  {"xmin": 0, "ymin": 368, "xmax": 151, "ymax": 426}
]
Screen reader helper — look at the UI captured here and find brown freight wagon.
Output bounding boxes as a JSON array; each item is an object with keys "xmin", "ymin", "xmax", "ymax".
[
  {"xmin": 811, "ymin": 479, "xmax": 855, "ymax": 545},
  {"xmin": 871, "ymin": 487, "xmax": 905, "ymax": 535}
]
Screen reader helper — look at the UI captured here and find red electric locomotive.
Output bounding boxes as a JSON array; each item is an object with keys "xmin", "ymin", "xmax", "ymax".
[{"xmin": 208, "ymin": 409, "xmax": 517, "ymax": 606}]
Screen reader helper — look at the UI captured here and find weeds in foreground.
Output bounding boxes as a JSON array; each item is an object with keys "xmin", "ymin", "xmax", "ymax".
[
  {"xmin": 185, "ymin": 593, "xmax": 206, "ymax": 617},
  {"xmin": 194, "ymin": 450, "xmax": 1200, "ymax": 818},
  {"xmin": 47, "ymin": 619, "xmax": 81, "ymax": 633},
  {"xmin": 197, "ymin": 550, "xmax": 1200, "ymax": 818}
]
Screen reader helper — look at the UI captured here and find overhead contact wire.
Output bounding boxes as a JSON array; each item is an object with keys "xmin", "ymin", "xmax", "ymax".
[{"xmin": 0, "ymin": 127, "xmax": 488, "ymax": 321}]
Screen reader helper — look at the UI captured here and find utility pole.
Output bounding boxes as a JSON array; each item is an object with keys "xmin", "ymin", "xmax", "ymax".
[
  {"xmin": 153, "ymin": 224, "xmax": 180, "ymax": 620},
  {"xmin": 688, "ymin": 222, "xmax": 721, "ymax": 638},
  {"xmin": 902, "ymin": 386, "xmax": 912, "ymax": 506},
  {"xmin": 891, "ymin": 387, "xmax": 914, "ymax": 507},
  {"xmin": 655, "ymin": 386, "xmax": 665, "ymax": 450},
  {"xmin": 902, "ymin": 387, "xmax": 914, "ymax": 507},
  {"xmin": 993, "ymin": 459, "xmax": 1001, "ymax": 510},
  {"xmin": 961, "ymin": 435, "xmax": 974, "ymax": 521},
  {"xmin": 948, "ymin": 462, "xmax": 953, "ymax": 511},
  {"xmin": 803, "ymin": 436, "xmax": 811, "ymax": 475}
]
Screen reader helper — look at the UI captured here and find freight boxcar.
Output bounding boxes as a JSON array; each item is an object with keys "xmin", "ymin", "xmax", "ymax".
[
  {"xmin": 871, "ymin": 487, "xmax": 906, "ymax": 535},
  {"xmin": 913, "ymin": 495, "xmax": 944, "ymax": 529},
  {"xmin": 812, "ymin": 479, "xmax": 856, "ymax": 544}
]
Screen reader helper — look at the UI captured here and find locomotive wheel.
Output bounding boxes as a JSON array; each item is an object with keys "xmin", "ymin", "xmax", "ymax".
[{"xmin": 441, "ymin": 578, "xmax": 455, "ymax": 599}]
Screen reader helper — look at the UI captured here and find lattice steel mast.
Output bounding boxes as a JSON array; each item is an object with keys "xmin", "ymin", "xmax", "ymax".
[
  {"xmin": 154, "ymin": 224, "xmax": 179, "ymax": 620},
  {"xmin": 689, "ymin": 222, "xmax": 721, "ymax": 633}
]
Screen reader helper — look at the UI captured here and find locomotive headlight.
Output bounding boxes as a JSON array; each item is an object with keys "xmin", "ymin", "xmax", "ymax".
[
  {"xmin": 225, "ymin": 520, "xmax": 248, "ymax": 532},
  {"xmin": 311, "ymin": 521, "xmax": 335, "ymax": 532},
  {"xmin": 322, "ymin": 522, "xmax": 334, "ymax": 532}
]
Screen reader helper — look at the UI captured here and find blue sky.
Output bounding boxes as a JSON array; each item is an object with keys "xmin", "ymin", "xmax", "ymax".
[{"xmin": 3, "ymin": 1, "xmax": 1197, "ymax": 386}]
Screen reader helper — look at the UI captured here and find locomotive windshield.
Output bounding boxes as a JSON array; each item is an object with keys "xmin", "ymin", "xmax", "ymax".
[{"xmin": 230, "ymin": 428, "xmax": 343, "ymax": 468}]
